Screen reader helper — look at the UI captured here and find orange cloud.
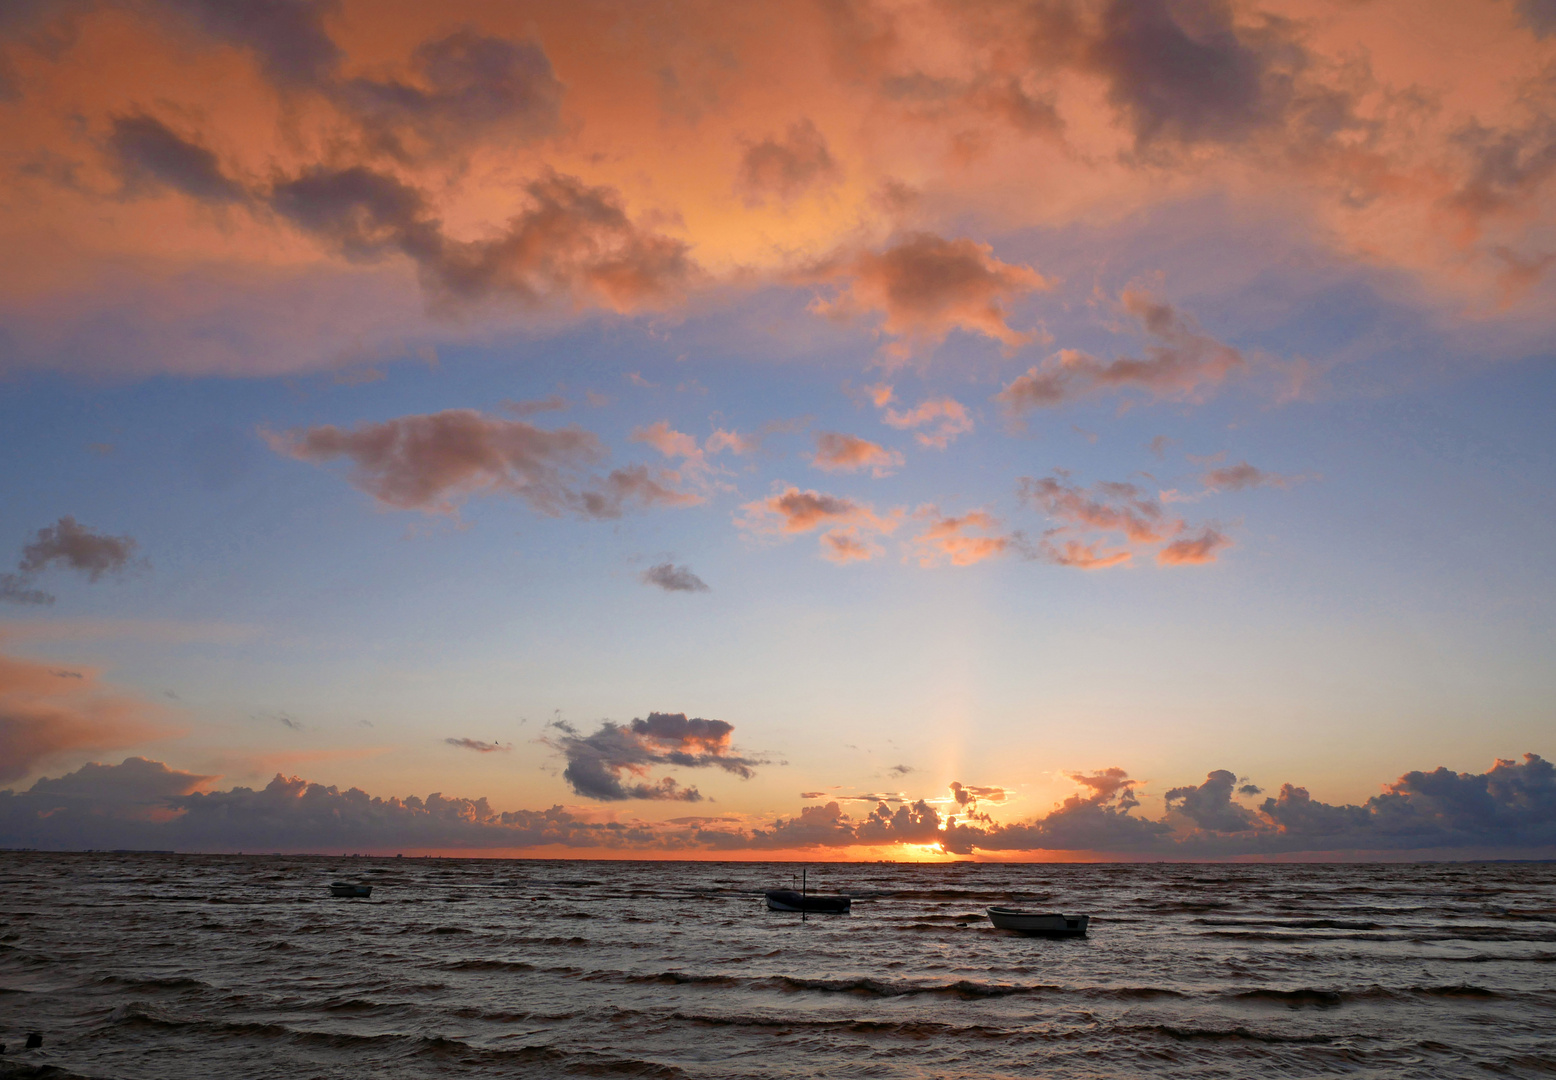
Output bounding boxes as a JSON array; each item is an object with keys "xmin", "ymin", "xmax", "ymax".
[
  {"xmin": 911, "ymin": 508, "xmax": 1012, "ymax": 568},
  {"xmin": 808, "ymin": 233, "xmax": 1051, "ymax": 360},
  {"xmin": 998, "ymin": 291, "xmax": 1245, "ymax": 412},
  {"xmin": 819, "ymin": 527, "xmax": 881, "ymax": 564},
  {"xmin": 632, "ymin": 420, "xmax": 702, "ymax": 461},
  {"xmin": 1158, "ymin": 527, "xmax": 1233, "ymax": 566},
  {"xmin": 872, "ymin": 387, "xmax": 974, "ymax": 448},
  {"xmin": 0, "ymin": 650, "xmax": 173, "ymax": 783},
  {"xmin": 736, "ymin": 117, "xmax": 840, "ymax": 204},
  {"xmin": 1019, "ymin": 471, "xmax": 1231, "ymax": 568},
  {"xmin": 738, "ymin": 485, "xmax": 902, "ymax": 562},
  {"xmin": 0, "ymin": 0, "xmax": 1550, "ymax": 381},
  {"xmin": 809, "ymin": 431, "xmax": 903, "ymax": 476},
  {"xmin": 267, "ymin": 409, "xmax": 701, "ymax": 516}
]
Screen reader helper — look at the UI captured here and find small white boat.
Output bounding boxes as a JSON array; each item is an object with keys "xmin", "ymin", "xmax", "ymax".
[
  {"xmin": 329, "ymin": 882, "xmax": 372, "ymax": 898},
  {"xmin": 987, "ymin": 907, "xmax": 1088, "ymax": 936}
]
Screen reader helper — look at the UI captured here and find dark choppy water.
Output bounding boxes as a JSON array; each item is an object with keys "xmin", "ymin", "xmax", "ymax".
[{"xmin": 2, "ymin": 855, "xmax": 1554, "ymax": 1078}]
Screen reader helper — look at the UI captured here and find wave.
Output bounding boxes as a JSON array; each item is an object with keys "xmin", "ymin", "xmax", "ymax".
[
  {"xmin": 1229, "ymin": 984, "xmax": 1504, "ymax": 1008},
  {"xmin": 438, "ymin": 958, "xmax": 537, "ymax": 972},
  {"xmin": 95, "ymin": 975, "xmax": 208, "ymax": 993},
  {"xmin": 1124, "ymin": 1023, "xmax": 1334, "ymax": 1045}
]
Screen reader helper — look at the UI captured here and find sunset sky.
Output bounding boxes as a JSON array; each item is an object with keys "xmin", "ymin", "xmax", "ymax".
[{"xmin": 2, "ymin": 0, "xmax": 1554, "ymax": 859}]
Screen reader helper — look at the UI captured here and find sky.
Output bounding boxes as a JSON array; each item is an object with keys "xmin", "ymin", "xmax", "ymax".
[{"xmin": 2, "ymin": 0, "xmax": 1555, "ymax": 860}]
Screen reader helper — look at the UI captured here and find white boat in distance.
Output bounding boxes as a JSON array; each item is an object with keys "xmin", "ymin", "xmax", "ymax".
[{"xmin": 986, "ymin": 907, "xmax": 1088, "ymax": 936}]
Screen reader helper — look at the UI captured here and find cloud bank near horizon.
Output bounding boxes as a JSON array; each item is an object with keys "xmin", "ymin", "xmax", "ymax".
[{"xmin": 3, "ymin": 752, "xmax": 1551, "ymax": 859}]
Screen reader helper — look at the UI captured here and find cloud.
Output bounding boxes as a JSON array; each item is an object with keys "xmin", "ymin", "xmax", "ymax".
[
  {"xmin": 342, "ymin": 29, "xmax": 563, "ymax": 160},
  {"xmin": 1084, "ymin": 0, "xmax": 1310, "ymax": 151},
  {"xmin": 808, "ymin": 233, "xmax": 1050, "ymax": 359},
  {"xmin": 873, "ymin": 388, "xmax": 974, "ymax": 449},
  {"xmin": 888, "ymin": 764, "xmax": 913, "ymax": 776},
  {"xmin": 266, "ymin": 409, "xmax": 698, "ymax": 517},
  {"xmin": 641, "ymin": 562, "xmax": 709, "ymax": 593},
  {"xmin": 3, "ymin": 517, "xmax": 140, "ymax": 603},
  {"xmin": 549, "ymin": 712, "xmax": 763, "ymax": 802},
  {"xmin": 106, "ymin": 114, "xmax": 246, "ymax": 203},
  {"xmin": 631, "ymin": 420, "xmax": 701, "ymax": 460},
  {"xmin": 1157, "ymin": 525, "xmax": 1232, "ymax": 565},
  {"xmin": 739, "ymin": 486, "xmax": 899, "ymax": 536},
  {"xmin": 1517, "ymin": 0, "xmax": 1556, "ymax": 37},
  {"xmin": 809, "ymin": 431, "xmax": 903, "ymax": 476},
  {"xmin": 997, "ymin": 292, "xmax": 1245, "ymax": 412},
  {"xmin": 949, "ymin": 781, "xmax": 1007, "ymax": 807},
  {"xmin": 6, "ymin": 752, "xmax": 1555, "ymax": 857},
  {"xmin": 1019, "ymin": 471, "xmax": 1230, "ymax": 568},
  {"xmin": 0, "ymin": 574, "xmax": 53, "ymax": 606},
  {"xmin": 1164, "ymin": 769, "xmax": 1259, "ymax": 833},
  {"xmin": 0, "ymin": 651, "xmax": 171, "ymax": 783},
  {"xmin": 1200, "ymin": 461, "xmax": 1294, "ymax": 492},
  {"xmin": 737, "ymin": 117, "xmax": 841, "ymax": 204},
  {"xmin": 155, "ymin": 0, "xmax": 342, "ymax": 89},
  {"xmin": 503, "ymin": 394, "xmax": 568, "ymax": 417},
  {"xmin": 19, "ymin": 516, "xmax": 138, "ymax": 581},
  {"xmin": 911, "ymin": 508, "xmax": 1012, "ymax": 567},
  {"xmin": 739, "ymin": 485, "xmax": 902, "ymax": 563},
  {"xmin": 269, "ymin": 167, "xmax": 697, "ymax": 314},
  {"xmin": 444, "ymin": 738, "xmax": 507, "ymax": 753}
]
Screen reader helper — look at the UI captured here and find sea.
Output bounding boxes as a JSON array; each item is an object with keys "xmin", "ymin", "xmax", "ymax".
[{"xmin": 1, "ymin": 854, "xmax": 1553, "ymax": 1078}]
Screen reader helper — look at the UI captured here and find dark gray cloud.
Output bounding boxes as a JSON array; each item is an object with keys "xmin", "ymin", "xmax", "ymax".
[
  {"xmin": 1517, "ymin": 0, "xmax": 1556, "ymax": 38},
  {"xmin": 106, "ymin": 113, "xmax": 246, "ymax": 202},
  {"xmin": 155, "ymin": 0, "xmax": 342, "ymax": 88},
  {"xmin": 1164, "ymin": 769, "xmax": 1258, "ymax": 833},
  {"xmin": 1086, "ymin": 0, "xmax": 1305, "ymax": 149},
  {"xmin": 0, "ymin": 758, "xmax": 683, "ymax": 853},
  {"xmin": 345, "ymin": 29, "xmax": 562, "ymax": 159},
  {"xmin": 736, "ymin": 117, "xmax": 840, "ymax": 203},
  {"xmin": 6, "ymin": 753, "xmax": 1553, "ymax": 858},
  {"xmin": 888, "ymin": 763, "xmax": 913, "ymax": 776},
  {"xmin": 550, "ymin": 712, "xmax": 763, "ymax": 802},
  {"xmin": 641, "ymin": 562, "xmax": 709, "ymax": 593}
]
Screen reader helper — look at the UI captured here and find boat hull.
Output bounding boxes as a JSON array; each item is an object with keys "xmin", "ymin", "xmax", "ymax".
[
  {"xmin": 987, "ymin": 908, "xmax": 1087, "ymax": 935},
  {"xmin": 765, "ymin": 889, "xmax": 850, "ymax": 913}
]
